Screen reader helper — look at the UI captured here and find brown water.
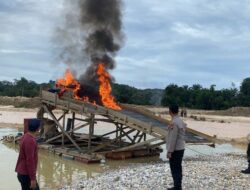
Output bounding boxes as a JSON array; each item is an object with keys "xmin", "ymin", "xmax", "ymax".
[
  {"xmin": 0, "ymin": 128, "xmax": 247, "ymax": 190},
  {"xmin": 0, "ymin": 128, "xmax": 161, "ymax": 190}
]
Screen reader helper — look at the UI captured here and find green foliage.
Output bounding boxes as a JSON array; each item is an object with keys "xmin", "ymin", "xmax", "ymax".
[
  {"xmin": 0, "ymin": 77, "xmax": 250, "ymax": 110},
  {"xmin": 239, "ymin": 78, "xmax": 250, "ymax": 106},
  {"xmin": 0, "ymin": 78, "xmax": 40, "ymax": 97},
  {"xmin": 161, "ymin": 83, "xmax": 241, "ymax": 110},
  {"xmin": 111, "ymin": 83, "xmax": 160, "ymax": 105}
]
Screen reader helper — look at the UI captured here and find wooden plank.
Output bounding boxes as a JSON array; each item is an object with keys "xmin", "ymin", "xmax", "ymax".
[
  {"xmin": 110, "ymin": 116, "xmax": 167, "ymax": 139},
  {"xmin": 185, "ymin": 128, "xmax": 216, "ymax": 143},
  {"xmin": 113, "ymin": 137, "xmax": 159, "ymax": 152},
  {"xmin": 121, "ymin": 104, "xmax": 171, "ymax": 125},
  {"xmin": 43, "ymin": 105, "xmax": 82, "ymax": 152}
]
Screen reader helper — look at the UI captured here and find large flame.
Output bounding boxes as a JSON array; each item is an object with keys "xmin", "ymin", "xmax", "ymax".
[
  {"xmin": 56, "ymin": 69, "xmax": 81, "ymax": 100},
  {"xmin": 97, "ymin": 63, "xmax": 121, "ymax": 110},
  {"xmin": 56, "ymin": 67, "xmax": 121, "ymax": 110}
]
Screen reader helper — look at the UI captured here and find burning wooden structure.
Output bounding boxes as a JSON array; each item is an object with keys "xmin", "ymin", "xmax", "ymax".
[{"xmin": 37, "ymin": 90, "xmax": 215, "ymax": 163}]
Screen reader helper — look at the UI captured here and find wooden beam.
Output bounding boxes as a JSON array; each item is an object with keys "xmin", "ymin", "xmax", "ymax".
[
  {"xmin": 137, "ymin": 133, "xmax": 145, "ymax": 143},
  {"xmin": 43, "ymin": 104, "xmax": 82, "ymax": 152},
  {"xmin": 46, "ymin": 122, "xmax": 90, "ymax": 143},
  {"xmin": 62, "ymin": 112, "xmax": 65, "ymax": 147},
  {"xmin": 113, "ymin": 137, "xmax": 159, "ymax": 152},
  {"xmin": 72, "ymin": 112, "xmax": 75, "ymax": 132},
  {"xmin": 186, "ymin": 128, "xmax": 216, "ymax": 143},
  {"xmin": 57, "ymin": 111, "xmax": 68, "ymax": 122},
  {"xmin": 94, "ymin": 118, "xmax": 114, "ymax": 123},
  {"xmin": 88, "ymin": 114, "xmax": 95, "ymax": 149},
  {"xmin": 120, "ymin": 128, "xmax": 134, "ymax": 143},
  {"xmin": 149, "ymin": 141, "xmax": 166, "ymax": 149},
  {"xmin": 101, "ymin": 126, "xmax": 129, "ymax": 137},
  {"xmin": 74, "ymin": 117, "xmax": 91, "ymax": 122},
  {"xmin": 132, "ymin": 131, "xmax": 141, "ymax": 143},
  {"xmin": 87, "ymin": 128, "xmax": 136, "ymax": 154}
]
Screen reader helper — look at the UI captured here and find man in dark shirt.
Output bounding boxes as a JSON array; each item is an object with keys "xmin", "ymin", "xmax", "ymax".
[
  {"xmin": 241, "ymin": 135, "xmax": 250, "ymax": 174},
  {"xmin": 15, "ymin": 119, "xmax": 41, "ymax": 190}
]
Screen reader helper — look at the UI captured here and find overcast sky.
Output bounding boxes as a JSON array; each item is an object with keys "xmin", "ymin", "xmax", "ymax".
[{"xmin": 1, "ymin": 0, "xmax": 250, "ymax": 89}]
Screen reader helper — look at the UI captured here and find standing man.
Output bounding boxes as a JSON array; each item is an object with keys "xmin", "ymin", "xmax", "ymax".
[
  {"xmin": 167, "ymin": 104, "xmax": 186, "ymax": 190},
  {"xmin": 16, "ymin": 119, "xmax": 41, "ymax": 190},
  {"xmin": 241, "ymin": 134, "xmax": 250, "ymax": 174}
]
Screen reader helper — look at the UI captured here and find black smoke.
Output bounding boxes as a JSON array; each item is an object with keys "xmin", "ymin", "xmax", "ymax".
[{"xmin": 57, "ymin": 0, "xmax": 124, "ymax": 102}]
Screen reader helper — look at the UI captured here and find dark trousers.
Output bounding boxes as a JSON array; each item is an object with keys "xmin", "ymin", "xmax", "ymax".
[
  {"xmin": 169, "ymin": 149, "xmax": 185, "ymax": 190},
  {"xmin": 17, "ymin": 174, "xmax": 39, "ymax": 190},
  {"xmin": 247, "ymin": 143, "xmax": 250, "ymax": 166}
]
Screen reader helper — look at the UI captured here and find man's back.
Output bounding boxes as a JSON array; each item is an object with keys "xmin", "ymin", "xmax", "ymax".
[
  {"xmin": 15, "ymin": 133, "xmax": 38, "ymax": 181},
  {"xmin": 167, "ymin": 115, "xmax": 186, "ymax": 152}
]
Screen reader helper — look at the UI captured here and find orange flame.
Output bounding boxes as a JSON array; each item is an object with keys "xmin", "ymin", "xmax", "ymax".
[
  {"xmin": 56, "ymin": 67, "xmax": 121, "ymax": 110},
  {"xmin": 97, "ymin": 63, "xmax": 121, "ymax": 110},
  {"xmin": 56, "ymin": 69, "xmax": 81, "ymax": 99}
]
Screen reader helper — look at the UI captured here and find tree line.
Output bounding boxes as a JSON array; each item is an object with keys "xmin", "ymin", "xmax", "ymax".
[
  {"xmin": 161, "ymin": 78, "xmax": 250, "ymax": 109},
  {"xmin": 0, "ymin": 77, "xmax": 250, "ymax": 110}
]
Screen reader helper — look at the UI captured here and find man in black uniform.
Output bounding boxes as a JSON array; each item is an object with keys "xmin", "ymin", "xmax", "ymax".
[{"xmin": 241, "ymin": 135, "xmax": 250, "ymax": 174}]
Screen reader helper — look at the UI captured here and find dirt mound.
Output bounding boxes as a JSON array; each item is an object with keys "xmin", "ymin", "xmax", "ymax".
[
  {"xmin": 209, "ymin": 107, "xmax": 250, "ymax": 117},
  {"xmin": 0, "ymin": 96, "xmax": 40, "ymax": 108}
]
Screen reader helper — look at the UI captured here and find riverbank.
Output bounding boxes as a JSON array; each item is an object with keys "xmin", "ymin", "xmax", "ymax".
[
  {"xmin": 0, "ymin": 107, "xmax": 250, "ymax": 144},
  {"xmin": 60, "ymin": 153, "xmax": 250, "ymax": 190},
  {"xmin": 1, "ymin": 106, "xmax": 250, "ymax": 189}
]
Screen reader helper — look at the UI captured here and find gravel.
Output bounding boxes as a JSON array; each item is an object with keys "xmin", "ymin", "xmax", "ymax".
[{"xmin": 60, "ymin": 153, "xmax": 250, "ymax": 190}]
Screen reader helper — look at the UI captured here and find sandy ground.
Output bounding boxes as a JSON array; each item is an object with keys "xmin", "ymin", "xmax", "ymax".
[
  {"xmin": 158, "ymin": 113, "xmax": 250, "ymax": 143},
  {"xmin": 0, "ymin": 106, "xmax": 250, "ymax": 143},
  {"xmin": 186, "ymin": 119, "xmax": 250, "ymax": 139}
]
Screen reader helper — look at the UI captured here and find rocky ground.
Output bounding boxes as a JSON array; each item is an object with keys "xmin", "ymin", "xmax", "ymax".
[{"xmin": 60, "ymin": 153, "xmax": 250, "ymax": 190}]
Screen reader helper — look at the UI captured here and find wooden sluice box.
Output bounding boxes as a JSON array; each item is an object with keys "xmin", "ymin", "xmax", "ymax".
[{"xmin": 36, "ymin": 90, "xmax": 216, "ymax": 163}]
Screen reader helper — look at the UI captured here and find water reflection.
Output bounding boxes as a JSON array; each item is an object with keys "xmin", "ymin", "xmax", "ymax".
[
  {"xmin": 37, "ymin": 150, "xmax": 105, "ymax": 189},
  {"xmin": 0, "ymin": 128, "xmax": 247, "ymax": 190},
  {"xmin": 1, "ymin": 128, "xmax": 161, "ymax": 189},
  {"xmin": 2, "ymin": 140, "xmax": 105, "ymax": 189}
]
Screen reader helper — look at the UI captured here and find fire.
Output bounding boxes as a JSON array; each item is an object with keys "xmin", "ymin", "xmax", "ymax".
[
  {"xmin": 56, "ymin": 69, "xmax": 81, "ymax": 99},
  {"xmin": 97, "ymin": 63, "xmax": 121, "ymax": 110},
  {"xmin": 56, "ymin": 67, "xmax": 121, "ymax": 110}
]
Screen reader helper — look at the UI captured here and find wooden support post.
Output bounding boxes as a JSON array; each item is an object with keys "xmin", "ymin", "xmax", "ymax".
[
  {"xmin": 119, "ymin": 124, "xmax": 123, "ymax": 147},
  {"xmin": 43, "ymin": 104, "xmax": 82, "ymax": 152},
  {"xmin": 115, "ymin": 124, "xmax": 118, "ymax": 138},
  {"xmin": 87, "ymin": 128, "xmax": 136, "ymax": 154},
  {"xmin": 120, "ymin": 128, "xmax": 134, "ymax": 143},
  {"xmin": 88, "ymin": 114, "xmax": 95, "ymax": 150},
  {"xmin": 113, "ymin": 137, "xmax": 159, "ymax": 152},
  {"xmin": 72, "ymin": 112, "xmax": 75, "ymax": 130},
  {"xmin": 71, "ymin": 112, "xmax": 75, "ymax": 136},
  {"xmin": 46, "ymin": 122, "xmax": 90, "ymax": 143},
  {"xmin": 137, "ymin": 133, "xmax": 144, "ymax": 143},
  {"xmin": 101, "ymin": 126, "xmax": 129, "ymax": 138},
  {"xmin": 56, "ymin": 111, "xmax": 68, "ymax": 131},
  {"xmin": 62, "ymin": 113, "xmax": 65, "ymax": 147},
  {"xmin": 132, "ymin": 131, "xmax": 141, "ymax": 143}
]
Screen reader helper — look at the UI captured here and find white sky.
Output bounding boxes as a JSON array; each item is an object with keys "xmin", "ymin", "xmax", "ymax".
[{"xmin": 1, "ymin": 0, "xmax": 250, "ymax": 89}]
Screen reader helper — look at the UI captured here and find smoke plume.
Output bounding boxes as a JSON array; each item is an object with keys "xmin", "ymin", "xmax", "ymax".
[{"xmin": 57, "ymin": 0, "xmax": 124, "ymax": 102}]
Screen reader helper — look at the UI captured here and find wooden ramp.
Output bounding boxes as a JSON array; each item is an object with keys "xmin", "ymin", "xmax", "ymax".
[{"xmin": 38, "ymin": 90, "xmax": 215, "ymax": 162}]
